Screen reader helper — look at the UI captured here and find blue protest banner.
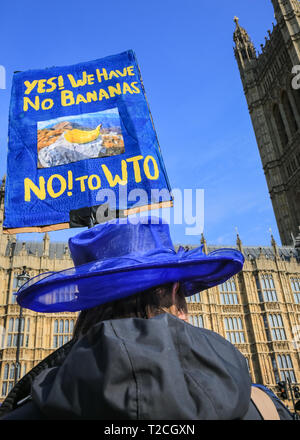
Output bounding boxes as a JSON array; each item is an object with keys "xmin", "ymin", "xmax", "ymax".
[{"xmin": 3, "ymin": 50, "xmax": 172, "ymax": 233}]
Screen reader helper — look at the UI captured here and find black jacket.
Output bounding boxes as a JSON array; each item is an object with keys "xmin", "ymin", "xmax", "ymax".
[{"xmin": 0, "ymin": 314, "xmax": 293, "ymax": 420}]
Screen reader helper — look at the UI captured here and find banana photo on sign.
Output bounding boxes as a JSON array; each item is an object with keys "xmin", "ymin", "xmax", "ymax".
[{"xmin": 37, "ymin": 108, "xmax": 125, "ymax": 168}]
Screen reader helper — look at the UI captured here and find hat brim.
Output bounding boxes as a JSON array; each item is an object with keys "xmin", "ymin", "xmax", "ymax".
[{"xmin": 16, "ymin": 247, "xmax": 244, "ymax": 312}]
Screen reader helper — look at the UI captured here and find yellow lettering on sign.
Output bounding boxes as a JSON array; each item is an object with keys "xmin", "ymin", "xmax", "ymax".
[
  {"xmin": 46, "ymin": 77, "xmax": 57, "ymax": 93},
  {"xmin": 47, "ymin": 175, "xmax": 67, "ymax": 198},
  {"xmin": 88, "ymin": 174, "xmax": 101, "ymax": 190},
  {"xmin": 122, "ymin": 82, "xmax": 134, "ymax": 94},
  {"xmin": 116, "ymin": 67, "xmax": 128, "ymax": 77},
  {"xmin": 87, "ymin": 74, "xmax": 95, "ymax": 85},
  {"xmin": 101, "ymin": 161, "xmax": 128, "ymax": 187},
  {"xmin": 108, "ymin": 83, "xmax": 122, "ymax": 97},
  {"xmin": 76, "ymin": 94, "xmax": 87, "ymax": 105},
  {"xmin": 61, "ymin": 90, "xmax": 75, "ymax": 106},
  {"xmin": 98, "ymin": 89, "xmax": 110, "ymax": 100},
  {"xmin": 24, "ymin": 80, "xmax": 38, "ymax": 95},
  {"xmin": 75, "ymin": 175, "xmax": 88, "ymax": 192},
  {"xmin": 96, "ymin": 68, "xmax": 108, "ymax": 83},
  {"xmin": 41, "ymin": 99, "xmax": 54, "ymax": 110},
  {"xmin": 23, "ymin": 96, "xmax": 39, "ymax": 111},
  {"xmin": 86, "ymin": 91, "xmax": 98, "ymax": 102},
  {"xmin": 126, "ymin": 155, "xmax": 143, "ymax": 183},
  {"xmin": 108, "ymin": 70, "xmax": 119, "ymax": 80},
  {"xmin": 37, "ymin": 79, "xmax": 47, "ymax": 94},
  {"xmin": 127, "ymin": 66, "xmax": 135, "ymax": 76},
  {"xmin": 67, "ymin": 71, "xmax": 87, "ymax": 87},
  {"xmin": 131, "ymin": 82, "xmax": 141, "ymax": 94},
  {"xmin": 143, "ymin": 155, "xmax": 159, "ymax": 180}
]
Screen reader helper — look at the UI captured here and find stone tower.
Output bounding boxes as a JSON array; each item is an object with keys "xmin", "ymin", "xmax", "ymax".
[
  {"xmin": 0, "ymin": 176, "xmax": 15, "ymax": 255},
  {"xmin": 234, "ymin": 0, "xmax": 300, "ymax": 245}
]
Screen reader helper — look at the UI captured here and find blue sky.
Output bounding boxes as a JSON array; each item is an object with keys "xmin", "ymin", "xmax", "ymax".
[{"xmin": 0, "ymin": 0, "xmax": 281, "ymax": 247}]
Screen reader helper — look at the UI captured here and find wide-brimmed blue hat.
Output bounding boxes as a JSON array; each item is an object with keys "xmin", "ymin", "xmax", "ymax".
[{"xmin": 16, "ymin": 216, "xmax": 244, "ymax": 313}]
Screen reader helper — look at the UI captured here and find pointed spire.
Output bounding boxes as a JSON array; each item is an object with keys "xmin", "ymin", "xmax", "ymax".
[
  {"xmin": 1, "ymin": 175, "xmax": 6, "ymax": 188},
  {"xmin": 234, "ymin": 16, "xmax": 239, "ymax": 26},
  {"xmin": 270, "ymin": 233, "xmax": 279, "ymax": 257},
  {"xmin": 201, "ymin": 233, "xmax": 208, "ymax": 254},
  {"xmin": 19, "ymin": 242, "xmax": 27, "ymax": 257},
  {"xmin": 63, "ymin": 244, "xmax": 70, "ymax": 259},
  {"xmin": 0, "ymin": 175, "xmax": 6, "ymax": 210},
  {"xmin": 233, "ymin": 16, "xmax": 256, "ymax": 68},
  {"xmin": 233, "ymin": 17, "xmax": 251, "ymax": 44}
]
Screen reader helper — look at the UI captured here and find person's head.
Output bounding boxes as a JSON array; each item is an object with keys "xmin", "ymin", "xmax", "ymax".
[{"xmin": 73, "ymin": 281, "xmax": 188, "ymax": 339}]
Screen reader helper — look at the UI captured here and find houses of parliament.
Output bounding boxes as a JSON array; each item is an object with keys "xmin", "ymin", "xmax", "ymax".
[{"xmin": 0, "ymin": 0, "xmax": 300, "ymax": 409}]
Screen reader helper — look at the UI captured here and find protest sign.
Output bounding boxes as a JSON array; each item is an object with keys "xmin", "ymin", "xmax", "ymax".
[{"xmin": 3, "ymin": 50, "xmax": 172, "ymax": 233}]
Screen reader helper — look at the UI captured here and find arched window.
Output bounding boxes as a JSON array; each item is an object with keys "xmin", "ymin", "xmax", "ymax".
[
  {"xmin": 12, "ymin": 275, "xmax": 19, "ymax": 304},
  {"xmin": 290, "ymin": 277, "xmax": 300, "ymax": 303},
  {"xmin": 6, "ymin": 317, "xmax": 27, "ymax": 348},
  {"xmin": 8, "ymin": 318, "xmax": 13, "ymax": 332},
  {"xmin": 186, "ymin": 292, "xmax": 201, "ymax": 303},
  {"xmin": 1, "ymin": 363, "xmax": 21, "ymax": 397},
  {"xmin": 245, "ymin": 357, "xmax": 252, "ymax": 378},
  {"xmin": 281, "ymin": 91, "xmax": 298, "ymax": 135},
  {"xmin": 219, "ymin": 278, "xmax": 239, "ymax": 305},
  {"xmin": 259, "ymin": 274, "xmax": 278, "ymax": 302},
  {"xmin": 3, "ymin": 364, "xmax": 9, "ymax": 380},
  {"xmin": 277, "ymin": 355, "xmax": 296, "ymax": 382},
  {"xmin": 53, "ymin": 319, "xmax": 74, "ymax": 348},
  {"xmin": 1, "ymin": 381, "xmax": 7, "ymax": 397},
  {"xmin": 273, "ymin": 103, "xmax": 289, "ymax": 148},
  {"xmin": 14, "ymin": 318, "xmax": 25, "ymax": 332},
  {"xmin": 188, "ymin": 314, "xmax": 204, "ymax": 328},
  {"xmin": 268, "ymin": 314, "xmax": 286, "ymax": 340},
  {"xmin": 9, "ymin": 364, "xmax": 15, "ymax": 380}
]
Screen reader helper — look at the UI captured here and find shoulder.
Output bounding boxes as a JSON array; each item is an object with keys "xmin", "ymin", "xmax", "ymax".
[
  {"xmin": 105, "ymin": 314, "xmax": 249, "ymax": 380},
  {"xmin": 0, "ymin": 339, "xmax": 74, "ymax": 419},
  {"xmin": 179, "ymin": 317, "xmax": 248, "ymax": 366},
  {"xmin": 251, "ymin": 384, "xmax": 294, "ymax": 420},
  {"xmin": 104, "ymin": 313, "xmax": 246, "ymax": 355}
]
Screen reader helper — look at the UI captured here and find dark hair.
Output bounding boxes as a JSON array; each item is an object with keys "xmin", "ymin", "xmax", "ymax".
[{"xmin": 73, "ymin": 282, "xmax": 188, "ymax": 339}]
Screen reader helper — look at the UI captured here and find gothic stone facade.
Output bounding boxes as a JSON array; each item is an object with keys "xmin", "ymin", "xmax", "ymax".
[
  {"xmin": 0, "ymin": 183, "xmax": 299, "ymax": 408},
  {"xmin": 234, "ymin": 0, "xmax": 300, "ymax": 246}
]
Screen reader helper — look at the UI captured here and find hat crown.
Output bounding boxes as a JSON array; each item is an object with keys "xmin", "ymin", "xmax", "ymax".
[{"xmin": 68, "ymin": 217, "xmax": 174, "ymax": 266}]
